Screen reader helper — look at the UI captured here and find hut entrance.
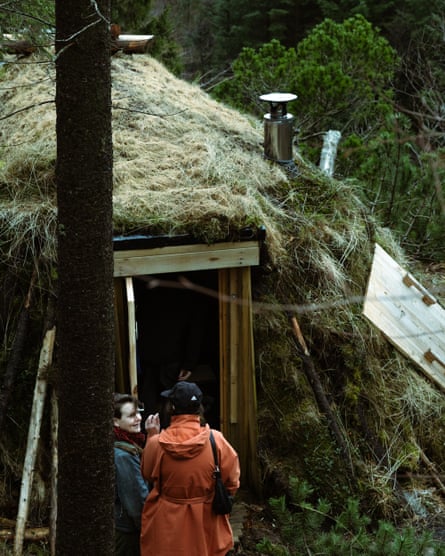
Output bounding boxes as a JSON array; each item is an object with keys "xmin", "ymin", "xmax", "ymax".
[
  {"xmin": 133, "ymin": 270, "xmax": 220, "ymax": 430},
  {"xmin": 113, "ymin": 240, "xmax": 261, "ymax": 491}
]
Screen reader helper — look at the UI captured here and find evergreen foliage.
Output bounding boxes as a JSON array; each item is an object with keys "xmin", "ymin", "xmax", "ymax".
[
  {"xmin": 338, "ymin": 115, "xmax": 445, "ymax": 260},
  {"xmin": 211, "ymin": 0, "xmax": 323, "ymax": 69},
  {"xmin": 211, "ymin": 14, "xmax": 444, "ymax": 261},
  {"xmin": 294, "ymin": 14, "xmax": 397, "ymax": 135},
  {"xmin": 111, "ymin": 0, "xmax": 152, "ymax": 33},
  {"xmin": 213, "ymin": 14, "xmax": 398, "ymax": 135},
  {"xmin": 315, "ymin": 0, "xmax": 399, "ymax": 27},
  {"xmin": 0, "ymin": 0, "xmax": 54, "ymax": 42},
  {"xmin": 140, "ymin": 7, "xmax": 183, "ymax": 75},
  {"xmin": 212, "ymin": 39, "xmax": 298, "ymax": 115},
  {"xmin": 257, "ymin": 477, "xmax": 445, "ymax": 555}
]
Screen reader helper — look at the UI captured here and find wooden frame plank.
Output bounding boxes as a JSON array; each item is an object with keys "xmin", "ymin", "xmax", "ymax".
[
  {"xmin": 229, "ymin": 270, "xmax": 239, "ymax": 425},
  {"xmin": 125, "ymin": 277, "xmax": 138, "ymax": 397},
  {"xmin": 114, "ymin": 241, "xmax": 260, "ymax": 277},
  {"xmin": 219, "ymin": 270, "xmax": 230, "ymax": 436},
  {"xmin": 219, "ymin": 267, "xmax": 259, "ymax": 492},
  {"xmin": 363, "ymin": 243, "xmax": 445, "ymax": 391}
]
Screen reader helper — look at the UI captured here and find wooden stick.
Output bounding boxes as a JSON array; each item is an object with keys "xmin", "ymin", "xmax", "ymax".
[
  {"xmin": 1, "ymin": 40, "xmax": 37, "ymax": 56},
  {"xmin": 289, "ymin": 314, "xmax": 310, "ymax": 356},
  {"xmin": 287, "ymin": 313, "xmax": 355, "ymax": 483},
  {"xmin": 14, "ymin": 324, "xmax": 56, "ymax": 556},
  {"xmin": 419, "ymin": 448, "xmax": 445, "ymax": 498},
  {"xmin": 0, "ymin": 517, "xmax": 16, "ymax": 528},
  {"xmin": 0, "ymin": 527, "xmax": 49, "ymax": 541}
]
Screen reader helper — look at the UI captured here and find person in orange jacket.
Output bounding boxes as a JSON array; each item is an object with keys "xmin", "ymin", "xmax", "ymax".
[{"xmin": 140, "ymin": 381, "xmax": 240, "ymax": 556}]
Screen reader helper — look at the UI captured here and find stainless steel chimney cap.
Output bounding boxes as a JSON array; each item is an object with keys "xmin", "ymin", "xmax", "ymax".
[{"xmin": 259, "ymin": 93, "xmax": 297, "ymax": 103}]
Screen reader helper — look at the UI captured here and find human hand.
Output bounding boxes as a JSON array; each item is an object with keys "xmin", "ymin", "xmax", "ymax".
[
  {"xmin": 177, "ymin": 369, "xmax": 192, "ymax": 381},
  {"xmin": 145, "ymin": 413, "xmax": 160, "ymax": 436}
]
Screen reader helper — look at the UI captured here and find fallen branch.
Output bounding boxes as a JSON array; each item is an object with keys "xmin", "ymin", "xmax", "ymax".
[
  {"xmin": 0, "ymin": 527, "xmax": 49, "ymax": 541},
  {"xmin": 287, "ymin": 312, "xmax": 356, "ymax": 484},
  {"xmin": 1, "ymin": 39, "xmax": 37, "ymax": 56},
  {"xmin": 418, "ymin": 445, "xmax": 445, "ymax": 498}
]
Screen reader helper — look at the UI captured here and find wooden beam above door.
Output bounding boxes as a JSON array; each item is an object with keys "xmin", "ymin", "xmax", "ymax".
[{"xmin": 113, "ymin": 241, "xmax": 260, "ymax": 277}]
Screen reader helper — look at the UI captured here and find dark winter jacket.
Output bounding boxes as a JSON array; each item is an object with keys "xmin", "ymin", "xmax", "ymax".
[{"xmin": 114, "ymin": 443, "xmax": 149, "ymax": 533}]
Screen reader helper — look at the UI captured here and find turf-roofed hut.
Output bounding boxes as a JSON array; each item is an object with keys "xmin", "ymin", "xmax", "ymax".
[{"xmin": 1, "ymin": 52, "xmax": 445, "ymax": 527}]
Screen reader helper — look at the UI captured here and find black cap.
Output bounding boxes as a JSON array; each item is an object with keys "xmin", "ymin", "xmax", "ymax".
[{"xmin": 161, "ymin": 381, "xmax": 203, "ymax": 409}]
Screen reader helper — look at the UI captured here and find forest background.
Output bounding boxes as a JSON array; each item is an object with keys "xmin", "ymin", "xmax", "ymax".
[
  {"xmin": 115, "ymin": 0, "xmax": 445, "ymax": 264},
  {"xmin": 1, "ymin": 0, "xmax": 444, "ymax": 263}
]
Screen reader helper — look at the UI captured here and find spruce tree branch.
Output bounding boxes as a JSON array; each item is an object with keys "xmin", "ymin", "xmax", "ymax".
[
  {"xmin": 90, "ymin": 0, "xmax": 110, "ymax": 26},
  {"xmin": 0, "ymin": 5, "xmax": 54, "ymax": 28},
  {"xmin": 0, "ymin": 100, "xmax": 54, "ymax": 122},
  {"xmin": 113, "ymin": 105, "xmax": 187, "ymax": 118},
  {"xmin": 55, "ymin": 19, "xmax": 101, "ymax": 44}
]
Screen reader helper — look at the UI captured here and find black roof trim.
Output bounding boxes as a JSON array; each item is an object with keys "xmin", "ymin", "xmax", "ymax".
[{"xmin": 113, "ymin": 226, "xmax": 266, "ymax": 251}]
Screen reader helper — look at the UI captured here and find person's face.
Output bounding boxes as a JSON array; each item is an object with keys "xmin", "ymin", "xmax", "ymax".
[{"xmin": 114, "ymin": 402, "xmax": 142, "ymax": 433}]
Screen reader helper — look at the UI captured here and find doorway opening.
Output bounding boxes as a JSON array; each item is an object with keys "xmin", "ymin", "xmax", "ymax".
[{"xmin": 133, "ymin": 270, "xmax": 220, "ymax": 429}]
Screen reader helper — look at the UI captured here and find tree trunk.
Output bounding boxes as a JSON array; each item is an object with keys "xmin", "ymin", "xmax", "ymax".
[{"xmin": 55, "ymin": 1, "xmax": 114, "ymax": 554}]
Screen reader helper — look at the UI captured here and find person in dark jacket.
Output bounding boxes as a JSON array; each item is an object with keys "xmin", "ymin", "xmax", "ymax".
[{"xmin": 114, "ymin": 394, "xmax": 150, "ymax": 556}]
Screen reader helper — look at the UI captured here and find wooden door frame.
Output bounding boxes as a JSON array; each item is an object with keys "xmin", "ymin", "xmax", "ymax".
[{"xmin": 113, "ymin": 241, "xmax": 260, "ymax": 491}]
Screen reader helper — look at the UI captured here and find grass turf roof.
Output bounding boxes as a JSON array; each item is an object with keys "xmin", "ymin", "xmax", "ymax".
[{"xmin": 0, "ymin": 53, "xmax": 291, "ymax": 265}]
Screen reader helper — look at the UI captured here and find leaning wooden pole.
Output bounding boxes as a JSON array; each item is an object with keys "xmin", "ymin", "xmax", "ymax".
[
  {"xmin": 14, "ymin": 312, "xmax": 56, "ymax": 556},
  {"xmin": 287, "ymin": 312, "xmax": 355, "ymax": 483}
]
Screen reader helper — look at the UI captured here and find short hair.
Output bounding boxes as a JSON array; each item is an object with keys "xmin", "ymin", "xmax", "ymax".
[{"xmin": 114, "ymin": 393, "xmax": 139, "ymax": 419}]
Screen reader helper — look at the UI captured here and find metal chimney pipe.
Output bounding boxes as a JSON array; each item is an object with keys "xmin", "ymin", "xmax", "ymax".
[{"xmin": 259, "ymin": 92, "xmax": 297, "ymax": 164}]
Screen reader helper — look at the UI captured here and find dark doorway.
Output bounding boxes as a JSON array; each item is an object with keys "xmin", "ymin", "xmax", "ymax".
[{"xmin": 134, "ymin": 270, "xmax": 220, "ymax": 429}]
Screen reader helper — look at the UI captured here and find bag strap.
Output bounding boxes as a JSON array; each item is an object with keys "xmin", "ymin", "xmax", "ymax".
[{"xmin": 209, "ymin": 430, "xmax": 221, "ymax": 476}]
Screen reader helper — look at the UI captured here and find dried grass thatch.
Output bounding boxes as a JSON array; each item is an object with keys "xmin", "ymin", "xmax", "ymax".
[
  {"xmin": 1, "ymin": 53, "xmax": 445, "ymax": 527},
  {"xmin": 0, "ymin": 54, "xmax": 290, "ymax": 267}
]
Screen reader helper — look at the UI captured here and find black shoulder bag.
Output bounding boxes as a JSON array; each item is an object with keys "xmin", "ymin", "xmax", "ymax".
[{"xmin": 209, "ymin": 430, "xmax": 233, "ymax": 515}]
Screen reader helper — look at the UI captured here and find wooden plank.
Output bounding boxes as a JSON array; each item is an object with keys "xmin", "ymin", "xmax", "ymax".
[
  {"xmin": 363, "ymin": 244, "xmax": 445, "ymax": 390},
  {"xmin": 229, "ymin": 270, "xmax": 239, "ymax": 425},
  {"xmin": 114, "ymin": 279, "xmax": 127, "ymax": 394},
  {"xmin": 125, "ymin": 277, "xmax": 138, "ymax": 397},
  {"xmin": 219, "ymin": 270, "xmax": 230, "ymax": 436},
  {"xmin": 239, "ymin": 267, "xmax": 260, "ymax": 494},
  {"xmin": 219, "ymin": 267, "xmax": 260, "ymax": 492},
  {"xmin": 113, "ymin": 242, "xmax": 260, "ymax": 277}
]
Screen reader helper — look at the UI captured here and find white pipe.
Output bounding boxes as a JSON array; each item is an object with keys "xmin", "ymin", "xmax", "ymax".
[{"xmin": 319, "ymin": 130, "xmax": 341, "ymax": 177}]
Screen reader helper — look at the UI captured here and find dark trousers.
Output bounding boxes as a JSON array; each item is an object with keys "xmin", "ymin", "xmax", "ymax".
[{"xmin": 115, "ymin": 529, "xmax": 140, "ymax": 556}]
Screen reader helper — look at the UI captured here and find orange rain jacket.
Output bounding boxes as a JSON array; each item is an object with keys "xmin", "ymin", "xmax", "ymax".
[{"xmin": 140, "ymin": 414, "xmax": 240, "ymax": 556}]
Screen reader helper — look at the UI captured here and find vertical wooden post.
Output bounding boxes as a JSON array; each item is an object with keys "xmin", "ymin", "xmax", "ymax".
[
  {"xmin": 219, "ymin": 267, "xmax": 259, "ymax": 493},
  {"xmin": 14, "ymin": 326, "xmax": 56, "ymax": 556},
  {"xmin": 125, "ymin": 277, "xmax": 138, "ymax": 397}
]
